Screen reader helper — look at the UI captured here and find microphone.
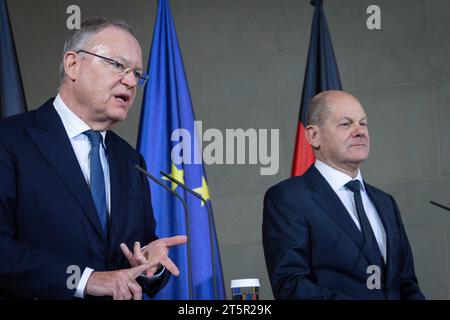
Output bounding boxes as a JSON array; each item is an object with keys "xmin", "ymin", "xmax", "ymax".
[
  {"xmin": 160, "ymin": 170, "xmax": 219, "ymax": 300},
  {"xmin": 134, "ymin": 165, "xmax": 193, "ymax": 300},
  {"xmin": 430, "ymin": 201, "xmax": 450, "ymax": 212}
]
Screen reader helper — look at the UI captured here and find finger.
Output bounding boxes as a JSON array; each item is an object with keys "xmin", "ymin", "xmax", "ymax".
[
  {"xmin": 160, "ymin": 256, "xmax": 180, "ymax": 276},
  {"xmin": 120, "ymin": 243, "xmax": 137, "ymax": 267},
  {"xmin": 162, "ymin": 235, "xmax": 188, "ymax": 247},
  {"xmin": 119, "ymin": 282, "xmax": 132, "ymax": 300},
  {"xmin": 134, "ymin": 241, "xmax": 148, "ymax": 264},
  {"xmin": 133, "ymin": 241, "xmax": 141, "ymax": 255},
  {"xmin": 113, "ymin": 288, "xmax": 120, "ymax": 300},
  {"xmin": 120, "ymin": 282, "xmax": 133, "ymax": 300},
  {"xmin": 130, "ymin": 262, "xmax": 156, "ymax": 278},
  {"xmin": 145, "ymin": 266, "xmax": 158, "ymax": 277},
  {"xmin": 128, "ymin": 280, "xmax": 143, "ymax": 300}
]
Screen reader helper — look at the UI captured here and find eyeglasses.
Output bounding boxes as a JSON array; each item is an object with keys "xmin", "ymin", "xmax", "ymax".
[{"xmin": 77, "ymin": 50, "xmax": 149, "ymax": 87}]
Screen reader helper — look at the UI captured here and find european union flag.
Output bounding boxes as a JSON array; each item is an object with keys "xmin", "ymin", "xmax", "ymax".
[
  {"xmin": 0, "ymin": 0, "xmax": 27, "ymax": 118},
  {"xmin": 137, "ymin": 0, "xmax": 226, "ymax": 300}
]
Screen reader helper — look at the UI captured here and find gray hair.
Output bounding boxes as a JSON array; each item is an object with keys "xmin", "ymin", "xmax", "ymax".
[
  {"xmin": 59, "ymin": 16, "xmax": 135, "ymax": 84},
  {"xmin": 306, "ymin": 92, "xmax": 332, "ymax": 126}
]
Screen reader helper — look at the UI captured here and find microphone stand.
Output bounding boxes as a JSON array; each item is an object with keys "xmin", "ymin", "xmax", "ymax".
[
  {"xmin": 430, "ymin": 201, "xmax": 450, "ymax": 212},
  {"xmin": 160, "ymin": 171, "xmax": 218, "ymax": 300},
  {"xmin": 134, "ymin": 165, "xmax": 193, "ymax": 300}
]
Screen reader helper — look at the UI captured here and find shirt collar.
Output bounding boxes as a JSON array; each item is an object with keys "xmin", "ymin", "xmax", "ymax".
[
  {"xmin": 53, "ymin": 94, "xmax": 107, "ymax": 148},
  {"xmin": 314, "ymin": 159, "xmax": 365, "ymax": 192}
]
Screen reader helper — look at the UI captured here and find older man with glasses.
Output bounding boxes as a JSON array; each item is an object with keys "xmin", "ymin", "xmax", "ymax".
[{"xmin": 0, "ymin": 16, "xmax": 186, "ymax": 300}]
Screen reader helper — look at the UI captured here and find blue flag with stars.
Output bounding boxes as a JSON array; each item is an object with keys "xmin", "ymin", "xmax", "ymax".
[{"xmin": 137, "ymin": 0, "xmax": 226, "ymax": 299}]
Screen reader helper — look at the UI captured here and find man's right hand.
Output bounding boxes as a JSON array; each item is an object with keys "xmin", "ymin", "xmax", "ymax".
[{"xmin": 85, "ymin": 263, "xmax": 155, "ymax": 300}]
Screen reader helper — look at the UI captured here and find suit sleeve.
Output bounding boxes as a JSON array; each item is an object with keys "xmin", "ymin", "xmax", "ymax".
[
  {"xmin": 262, "ymin": 185, "xmax": 351, "ymax": 300},
  {"xmin": 137, "ymin": 154, "xmax": 170, "ymax": 296},
  {"xmin": 0, "ymin": 138, "xmax": 84, "ymax": 299},
  {"xmin": 390, "ymin": 196, "xmax": 425, "ymax": 300}
]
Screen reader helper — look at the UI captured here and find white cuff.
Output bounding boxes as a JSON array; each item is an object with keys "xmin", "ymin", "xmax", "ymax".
[
  {"xmin": 152, "ymin": 266, "xmax": 165, "ymax": 278},
  {"xmin": 140, "ymin": 244, "xmax": 164, "ymax": 278},
  {"xmin": 74, "ymin": 267, "xmax": 94, "ymax": 298}
]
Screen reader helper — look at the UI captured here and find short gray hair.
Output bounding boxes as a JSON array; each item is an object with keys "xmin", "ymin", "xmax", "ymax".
[
  {"xmin": 59, "ymin": 16, "xmax": 135, "ymax": 84},
  {"xmin": 306, "ymin": 92, "xmax": 332, "ymax": 126}
]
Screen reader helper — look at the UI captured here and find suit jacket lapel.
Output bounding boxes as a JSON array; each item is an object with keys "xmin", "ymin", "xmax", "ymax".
[
  {"xmin": 27, "ymin": 100, "xmax": 106, "ymax": 241},
  {"xmin": 106, "ymin": 132, "xmax": 129, "ymax": 252},
  {"xmin": 305, "ymin": 166, "xmax": 379, "ymax": 266},
  {"xmin": 364, "ymin": 183, "xmax": 395, "ymax": 288}
]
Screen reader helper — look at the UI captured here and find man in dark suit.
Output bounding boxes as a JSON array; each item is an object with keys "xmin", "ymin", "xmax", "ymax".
[
  {"xmin": 0, "ymin": 17, "xmax": 186, "ymax": 300},
  {"xmin": 263, "ymin": 90, "xmax": 424, "ymax": 300}
]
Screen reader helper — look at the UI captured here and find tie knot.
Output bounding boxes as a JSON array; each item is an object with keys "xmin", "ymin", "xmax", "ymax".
[
  {"xmin": 84, "ymin": 130, "xmax": 103, "ymax": 147},
  {"xmin": 345, "ymin": 180, "xmax": 361, "ymax": 193}
]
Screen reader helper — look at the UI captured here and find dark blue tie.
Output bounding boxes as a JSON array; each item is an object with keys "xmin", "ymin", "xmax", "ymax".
[
  {"xmin": 84, "ymin": 130, "xmax": 108, "ymax": 233},
  {"xmin": 345, "ymin": 180, "xmax": 384, "ymax": 268}
]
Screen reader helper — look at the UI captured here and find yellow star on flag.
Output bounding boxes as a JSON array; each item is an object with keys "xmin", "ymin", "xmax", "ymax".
[
  {"xmin": 162, "ymin": 163, "xmax": 185, "ymax": 191},
  {"xmin": 193, "ymin": 176, "xmax": 211, "ymax": 207}
]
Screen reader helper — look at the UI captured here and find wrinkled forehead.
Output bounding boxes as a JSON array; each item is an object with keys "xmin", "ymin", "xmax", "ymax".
[{"xmin": 85, "ymin": 26, "xmax": 143, "ymax": 67}]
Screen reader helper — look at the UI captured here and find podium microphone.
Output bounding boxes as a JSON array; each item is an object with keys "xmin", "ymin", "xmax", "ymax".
[
  {"xmin": 160, "ymin": 171, "xmax": 219, "ymax": 300},
  {"xmin": 134, "ymin": 165, "xmax": 193, "ymax": 299}
]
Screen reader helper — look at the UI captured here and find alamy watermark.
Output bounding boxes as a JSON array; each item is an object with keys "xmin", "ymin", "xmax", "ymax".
[
  {"xmin": 366, "ymin": 5, "xmax": 381, "ymax": 30},
  {"xmin": 171, "ymin": 121, "xmax": 279, "ymax": 176},
  {"xmin": 366, "ymin": 265, "xmax": 381, "ymax": 290},
  {"xmin": 66, "ymin": 265, "xmax": 81, "ymax": 290},
  {"xmin": 66, "ymin": 5, "xmax": 81, "ymax": 30}
]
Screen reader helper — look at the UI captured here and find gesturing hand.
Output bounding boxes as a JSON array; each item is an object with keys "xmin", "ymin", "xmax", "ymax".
[
  {"xmin": 120, "ymin": 235, "xmax": 187, "ymax": 276},
  {"xmin": 85, "ymin": 263, "xmax": 156, "ymax": 300}
]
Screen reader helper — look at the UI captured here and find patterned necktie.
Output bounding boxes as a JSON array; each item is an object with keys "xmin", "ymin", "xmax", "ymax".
[
  {"xmin": 84, "ymin": 130, "xmax": 108, "ymax": 233},
  {"xmin": 345, "ymin": 180, "xmax": 384, "ymax": 268}
]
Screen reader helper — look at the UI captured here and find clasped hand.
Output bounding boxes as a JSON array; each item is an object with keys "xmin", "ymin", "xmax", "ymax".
[{"xmin": 85, "ymin": 235, "xmax": 187, "ymax": 300}]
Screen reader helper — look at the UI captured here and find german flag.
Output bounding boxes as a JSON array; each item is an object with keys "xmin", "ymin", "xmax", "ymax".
[{"xmin": 291, "ymin": 0, "xmax": 342, "ymax": 176}]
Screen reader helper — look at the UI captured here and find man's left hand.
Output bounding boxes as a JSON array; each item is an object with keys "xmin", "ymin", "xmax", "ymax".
[{"xmin": 120, "ymin": 235, "xmax": 187, "ymax": 277}]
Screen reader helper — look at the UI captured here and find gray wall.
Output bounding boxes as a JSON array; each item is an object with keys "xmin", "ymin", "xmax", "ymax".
[{"xmin": 8, "ymin": 0, "xmax": 450, "ymax": 299}]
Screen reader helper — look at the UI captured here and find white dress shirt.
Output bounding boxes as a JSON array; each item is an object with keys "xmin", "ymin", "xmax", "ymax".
[
  {"xmin": 314, "ymin": 160, "xmax": 387, "ymax": 262},
  {"xmin": 53, "ymin": 94, "xmax": 110, "ymax": 298}
]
